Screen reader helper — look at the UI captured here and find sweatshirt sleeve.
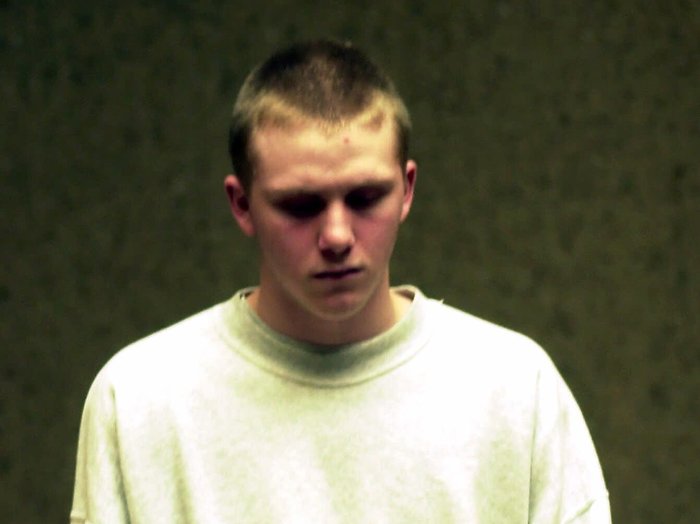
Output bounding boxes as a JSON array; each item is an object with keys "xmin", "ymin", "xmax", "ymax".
[
  {"xmin": 70, "ymin": 371, "xmax": 130, "ymax": 523},
  {"xmin": 528, "ymin": 354, "xmax": 611, "ymax": 523}
]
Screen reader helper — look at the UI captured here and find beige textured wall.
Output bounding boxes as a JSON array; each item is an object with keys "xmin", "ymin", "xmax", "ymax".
[{"xmin": 1, "ymin": 1, "xmax": 698, "ymax": 522}]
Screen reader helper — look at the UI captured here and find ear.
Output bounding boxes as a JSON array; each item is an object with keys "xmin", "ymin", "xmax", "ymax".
[
  {"xmin": 224, "ymin": 174, "xmax": 255, "ymax": 237},
  {"xmin": 399, "ymin": 160, "xmax": 417, "ymax": 222}
]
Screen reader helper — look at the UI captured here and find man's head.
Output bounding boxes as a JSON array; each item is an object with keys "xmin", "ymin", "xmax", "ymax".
[
  {"xmin": 224, "ymin": 40, "xmax": 416, "ymax": 345},
  {"xmin": 228, "ymin": 39, "xmax": 411, "ymax": 191}
]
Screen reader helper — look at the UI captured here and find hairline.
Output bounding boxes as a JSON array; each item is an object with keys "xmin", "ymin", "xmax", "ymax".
[{"xmin": 237, "ymin": 92, "xmax": 410, "ymax": 190}]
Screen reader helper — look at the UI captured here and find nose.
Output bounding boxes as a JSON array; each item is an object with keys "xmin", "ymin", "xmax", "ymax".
[{"xmin": 318, "ymin": 201, "xmax": 354, "ymax": 258}]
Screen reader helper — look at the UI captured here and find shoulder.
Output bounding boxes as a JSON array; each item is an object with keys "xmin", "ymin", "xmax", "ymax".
[
  {"xmin": 90, "ymin": 300, "xmax": 230, "ymax": 397},
  {"xmin": 427, "ymin": 298, "xmax": 551, "ymax": 366},
  {"xmin": 412, "ymin": 295, "xmax": 572, "ymax": 404}
]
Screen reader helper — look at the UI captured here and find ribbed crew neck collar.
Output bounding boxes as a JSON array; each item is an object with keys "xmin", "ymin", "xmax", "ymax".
[{"xmin": 218, "ymin": 286, "xmax": 431, "ymax": 387}]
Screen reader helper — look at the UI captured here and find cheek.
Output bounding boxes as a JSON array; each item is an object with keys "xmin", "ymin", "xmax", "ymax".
[
  {"xmin": 359, "ymin": 215, "xmax": 401, "ymax": 252},
  {"xmin": 256, "ymin": 222, "xmax": 314, "ymax": 261}
]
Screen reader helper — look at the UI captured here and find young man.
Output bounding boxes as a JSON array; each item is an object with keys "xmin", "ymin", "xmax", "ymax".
[{"xmin": 71, "ymin": 40, "xmax": 611, "ymax": 523}]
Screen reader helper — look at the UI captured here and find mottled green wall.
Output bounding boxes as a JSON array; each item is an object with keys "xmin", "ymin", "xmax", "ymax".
[{"xmin": 1, "ymin": 1, "xmax": 698, "ymax": 522}]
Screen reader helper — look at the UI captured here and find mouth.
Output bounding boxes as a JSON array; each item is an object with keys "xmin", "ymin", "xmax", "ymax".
[{"xmin": 313, "ymin": 267, "xmax": 363, "ymax": 280}]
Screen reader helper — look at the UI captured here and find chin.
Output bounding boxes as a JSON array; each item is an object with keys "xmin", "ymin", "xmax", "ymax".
[{"xmin": 307, "ymin": 292, "xmax": 370, "ymax": 322}]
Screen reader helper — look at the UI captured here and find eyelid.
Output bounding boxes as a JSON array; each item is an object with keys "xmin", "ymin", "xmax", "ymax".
[
  {"xmin": 271, "ymin": 182, "xmax": 392, "ymax": 217},
  {"xmin": 345, "ymin": 185, "xmax": 390, "ymax": 209},
  {"xmin": 274, "ymin": 194, "xmax": 326, "ymax": 218}
]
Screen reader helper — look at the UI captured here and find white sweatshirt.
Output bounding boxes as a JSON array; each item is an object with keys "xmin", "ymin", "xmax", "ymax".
[{"xmin": 71, "ymin": 287, "xmax": 610, "ymax": 523}]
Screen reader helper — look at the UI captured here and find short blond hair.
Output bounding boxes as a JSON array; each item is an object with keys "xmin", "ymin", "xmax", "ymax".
[{"xmin": 228, "ymin": 40, "xmax": 411, "ymax": 189}]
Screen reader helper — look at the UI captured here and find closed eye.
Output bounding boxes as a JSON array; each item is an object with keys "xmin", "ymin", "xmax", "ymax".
[
  {"xmin": 275, "ymin": 195, "xmax": 326, "ymax": 219},
  {"xmin": 345, "ymin": 186, "xmax": 390, "ymax": 211}
]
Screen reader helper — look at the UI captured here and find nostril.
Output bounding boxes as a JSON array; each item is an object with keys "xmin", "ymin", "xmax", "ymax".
[{"xmin": 320, "ymin": 245, "xmax": 352, "ymax": 263}]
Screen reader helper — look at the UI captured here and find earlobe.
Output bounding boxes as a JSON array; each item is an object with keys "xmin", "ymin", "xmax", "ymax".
[{"xmin": 224, "ymin": 174, "xmax": 255, "ymax": 236}]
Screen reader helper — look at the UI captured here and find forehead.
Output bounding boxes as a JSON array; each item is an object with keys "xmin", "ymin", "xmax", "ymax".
[{"xmin": 250, "ymin": 116, "xmax": 400, "ymax": 192}]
